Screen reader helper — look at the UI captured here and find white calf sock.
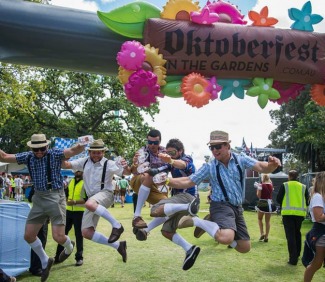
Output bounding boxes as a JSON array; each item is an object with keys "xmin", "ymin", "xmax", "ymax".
[
  {"xmin": 62, "ymin": 236, "xmax": 74, "ymax": 254},
  {"xmin": 134, "ymin": 185, "xmax": 151, "ymax": 217},
  {"xmin": 172, "ymin": 233, "xmax": 192, "ymax": 252},
  {"xmin": 94, "ymin": 204, "xmax": 121, "ymax": 228},
  {"xmin": 164, "ymin": 204, "xmax": 189, "ymax": 216},
  {"xmin": 91, "ymin": 231, "xmax": 119, "ymax": 249},
  {"xmin": 193, "ymin": 217, "xmax": 220, "ymax": 239},
  {"xmin": 145, "ymin": 216, "xmax": 169, "ymax": 232},
  {"xmin": 29, "ymin": 238, "xmax": 49, "ymax": 269}
]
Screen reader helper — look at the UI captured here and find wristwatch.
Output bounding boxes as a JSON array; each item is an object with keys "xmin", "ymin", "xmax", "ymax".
[{"xmin": 74, "ymin": 200, "xmax": 77, "ymax": 205}]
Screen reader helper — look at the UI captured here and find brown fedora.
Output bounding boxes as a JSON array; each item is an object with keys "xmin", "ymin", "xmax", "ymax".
[
  {"xmin": 87, "ymin": 139, "xmax": 108, "ymax": 151},
  {"xmin": 207, "ymin": 130, "xmax": 231, "ymax": 145},
  {"xmin": 27, "ymin": 134, "xmax": 50, "ymax": 148}
]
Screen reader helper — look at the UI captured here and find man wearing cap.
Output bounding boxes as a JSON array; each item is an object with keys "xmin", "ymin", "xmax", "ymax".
[
  {"xmin": 55, "ymin": 170, "xmax": 85, "ymax": 266},
  {"xmin": 0, "ymin": 133, "xmax": 85, "ymax": 282},
  {"xmin": 62, "ymin": 139, "xmax": 130, "ymax": 263},
  {"xmin": 166, "ymin": 130, "xmax": 281, "ymax": 254}
]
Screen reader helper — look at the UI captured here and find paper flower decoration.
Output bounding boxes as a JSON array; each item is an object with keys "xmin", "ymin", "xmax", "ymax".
[
  {"xmin": 181, "ymin": 73, "xmax": 211, "ymax": 108},
  {"xmin": 270, "ymin": 82, "xmax": 305, "ymax": 105},
  {"xmin": 190, "ymin": 7, "xmax": 220, "ymax": 25},
  {"xmin": 205, "ymin": 76, "xmax": 222, "ymax": 100},
  {"xmin": 117, "ymin": 41, "xmax": 146, "ymax": 71},
  {"xmin": 288, "ymin": 1, "xmax": 323, "ymax": 31},
  {"xmin": 124, "ymin": 69, "xmax": 163, "ymax": 107},
  {"xmin": 246, "ymin": 78, "xmax": 280, "ymax": 109},
  {"xmin": 310, "ymin": 84, "xmax": 325, "ymax": 106},
  {"xmin": 217, "ymin": 79, "xmax": 251, "ymax": 101},
  {"xmin": 248, "ymin": 6, "xmax": 278, "ymax": 27}
]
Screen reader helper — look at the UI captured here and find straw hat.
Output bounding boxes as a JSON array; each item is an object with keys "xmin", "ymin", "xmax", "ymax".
[
  {"xmin": 27, "ymin": 134, "xmax": 50, "ymax": 148},
  {"xmin": 87, "ymin": 139, "xmax": 108, "ymax": 151},
  {"xmin": 207, "ymin": 130, "xmax": 231, "ymax": 145}
]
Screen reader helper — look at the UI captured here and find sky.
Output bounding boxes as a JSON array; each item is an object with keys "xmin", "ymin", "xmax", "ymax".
[{"xmin": 50, "ymin": 0, "xmax": 325, "ymax": 168}]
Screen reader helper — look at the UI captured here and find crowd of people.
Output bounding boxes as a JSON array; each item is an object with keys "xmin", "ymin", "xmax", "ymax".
[
  {"xmin": 0, "ymin": 173, "xmax": 32, "ymax": 201},
  {"xmin": 0, "ymin": 130, "xmax": 324, "ymax": 282}
]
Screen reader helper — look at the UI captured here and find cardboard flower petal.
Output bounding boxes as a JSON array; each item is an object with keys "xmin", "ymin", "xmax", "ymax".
[
  {"xmin": 161, "ymin": 80, "xmax": 183, "ymax": 98},
  {"xmin": 161, "ymin": 0, "xmax": 200, "ymax": 20},
  {"xmin": 270, "ymin": 82, "xmax": 305, "ymax": 105},
  {"xmin": 190, "ymin": 7, "xmax": 219, "ymax": 25},
  {"xmin": 288, "ymin": 1, "xmax": 323, "ymax": 31},
  {"xmin": 310, "ymin": 84, "xmax": 325, "ymax": 106},
  {"xmin": 248, "ymin": 6, "xmax": 278, "ymax": 27},
  {"xmin": 117, "ymin": 41, "xmax": 145, "ymax": 71},
  {"xmin": 118, "ymin": 66, "xmax": 135, "ymax": 85},
  {"xmin": 246, "ymin": 78, "xmax": 280, "ymax": 109},
  {"xmin": 205, "ymin": 76, "xmax": 222, "ymax": 100},
  {"xmin": 217, "ymin": 79, "xmax": 251, "ymax": 100},
  {"xmin": 124, "ymin": 69, "xmax": 163, "ymax": 107}
]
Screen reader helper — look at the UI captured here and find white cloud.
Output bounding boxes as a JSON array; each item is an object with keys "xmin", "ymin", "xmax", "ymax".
[{"xmin": 51, "ymin": 0, "xmax": 98, "ymax": 12}]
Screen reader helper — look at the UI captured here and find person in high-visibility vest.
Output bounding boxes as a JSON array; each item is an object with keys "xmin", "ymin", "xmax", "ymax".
[
  {"xmin": 277, "ymin": 170, "xmax": 309, "ymax": 265},
  {"xmin": 55, "ymin": 171, "xmax": 85, "ymax": 266}
]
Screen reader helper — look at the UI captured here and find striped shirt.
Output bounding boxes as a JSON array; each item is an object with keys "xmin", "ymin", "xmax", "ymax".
[
  {"xmin": 16, "ymin": 148, "xmax": 65, "ymax": 191},
  {"xmin": 190, "ymin": 153, "xmax": 257, "ymax": 206}
]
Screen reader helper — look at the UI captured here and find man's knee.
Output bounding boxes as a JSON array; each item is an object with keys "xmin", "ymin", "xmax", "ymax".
[
  {"xmin": 161, "ymin": 230, "xmax": 174, "ymax": 241},
  {"xmin": 85, "ymin": 200, "xmax": 97, "ymax": 212},
  {"xmin": 82, "ymin": 228, "xmax": 94, "ymax": 240},
  {"xmin": 236, "ymin": 240, "xmax": 251, "ymax": 253},
  {"xmin": 216, "ymin": 229, "xmax": 235, "ymax": 245}
]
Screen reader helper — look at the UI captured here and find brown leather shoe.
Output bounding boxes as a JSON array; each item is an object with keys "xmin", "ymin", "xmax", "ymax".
[
  {"xmin": 41, "ymin": 257, "xmax": 54, "ymax": 282},
  {"xmin": 117, "ymin": 241, "xmax": 127, "ymax": 263},
  {"xmin": 132, "ymin": 216, "xmax": 147, "ymax": 228},
  {"xmin": 194, "ymin": 214, "xmax": 212, "ymax": 238},
  {"xmin": 108, "ymin": 225, "xmax": 124, "ymax": 243},
  {"xmin": 134, "ymin": 228, "xmax": 148, "ymax": 241},
  {"xmin": 58, "ymin": 241, "xmax": 75, "ymax": 263}
]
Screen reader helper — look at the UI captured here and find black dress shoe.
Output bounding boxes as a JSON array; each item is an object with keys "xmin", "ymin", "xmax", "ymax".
[
  {"xmin": 287, "ymin": 260, "xmax": 297, "ymax": 266},
  {"xmin": 108, "ymin": 225, "xmax": 124, "ymax": 243},
  {"xmin": 117, "ymin": 241, "xmax": 127, "ymax": 263}
]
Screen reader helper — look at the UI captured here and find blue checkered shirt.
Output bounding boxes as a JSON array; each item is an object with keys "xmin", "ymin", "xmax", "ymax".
[
  {"xmin": 190, "ymin": 153, "xmax": 257, "ymax": 206},
  {"xmin": 16, "ymin": 148, "xmax": 65, "ymax": 191}
]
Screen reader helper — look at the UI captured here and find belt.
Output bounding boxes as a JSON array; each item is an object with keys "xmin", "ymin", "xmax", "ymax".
[{"xmin": 35, "ymin": 188, "xmax": 63, "ymax": 194}]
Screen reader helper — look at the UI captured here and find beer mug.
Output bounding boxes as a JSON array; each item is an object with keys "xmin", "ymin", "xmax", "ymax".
[
  {"xmin": 137, "ymin": 148, "xmax": 149, "ymax": 164},
  {"xmin": 153, "ymin": 172, "xmax": 167, "ymax": 184},
  {"xmin": 137, "ymin": 161, "xmax": 150, "ymax": 174},
  {"xmin": 78, "ymin": 135, "xmax": 94, "ymax": 145},
  {"xmin": 115, "ymin": 156, "xmax": 124, "ymax": 168}
]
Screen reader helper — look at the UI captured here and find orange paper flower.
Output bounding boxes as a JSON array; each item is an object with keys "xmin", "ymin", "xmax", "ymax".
[
  {"xmin": 248, "ymin": 6, "xmax": 278, "ymax": 27},
  {"xmin": 310, "ymin": 84, "xmax": 325, "ymax": 106}
]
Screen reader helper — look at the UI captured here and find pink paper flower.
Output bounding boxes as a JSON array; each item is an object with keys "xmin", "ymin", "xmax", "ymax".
[
  {"xmin": 205, "ymin": 76, "xmax": 222, "ymax": 100},
  {"xmin": 190, "ymin": 7, "xmax": 219, "ymax": 25},
  {"xmin": 124, "ymin": 69, "xmax": 163, "ymax": 107},
  {"xmin": 270, "ymin": 81, "xmax": 305, "ymax": 104},
  {"xmin": 117, "ymin": 41, "xmax": 145, "ymax": 71}
]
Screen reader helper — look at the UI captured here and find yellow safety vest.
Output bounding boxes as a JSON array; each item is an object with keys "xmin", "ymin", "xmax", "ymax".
[
  {"xmin": 11, "ymin": 178, "xmax": 15, "ymax": 188},
  {"xmin": 281, "ymin": 181, "xmax": 307, "ymax": 216},
  {"xmin": 66, "ymin": 178, "xmax": 85, "ymax": 212}
]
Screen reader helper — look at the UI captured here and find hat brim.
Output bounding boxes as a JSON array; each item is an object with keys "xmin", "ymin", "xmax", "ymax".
[
  {"xmin": 86, "ymin": 147, "xmax": 108, "ymax": 151},
  {"xmin": 27, "ymin": 140, "xmax": 50, "ymax": 148},
  {"xmin": 207, "ymin": 140, "xmax": 231, "ymax": 145}
]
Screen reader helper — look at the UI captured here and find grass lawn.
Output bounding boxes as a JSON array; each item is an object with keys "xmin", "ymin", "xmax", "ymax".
[{"xmin": 17, "ymin": 192, "xmax": 322, "ymax": 282}]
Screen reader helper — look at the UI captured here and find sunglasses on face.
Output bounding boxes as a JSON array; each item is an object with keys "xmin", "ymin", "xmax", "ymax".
[
  {"xmin": 209, "ymin": 143, "xmax": 225, "ymax": 151},
  {"xmin": 32, "ymin": 146, "xmax": 47, "ymax": 152},
  {"xmin": 167, "ymin": 149, "xmax": 177, "ymax": 156},
  {"xmin": 147, "ymin": 140, "xmax": 160, "ymax": 145}
]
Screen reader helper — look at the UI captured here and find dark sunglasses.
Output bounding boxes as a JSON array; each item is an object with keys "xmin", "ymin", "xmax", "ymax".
[
  {"xmin": 32, "ymin": 146, "xmax": 47, "ymax": 152},
  {"xmin": 209, "ymin": 143, "xmax": 225, "ymax": 151},
  {"xmin": 147, "ymin": 140, "xmax": 160, "ymax": 145},
  {"xmin": 167, "ymin": 149, "xmax": 177, "ymax": 156}
]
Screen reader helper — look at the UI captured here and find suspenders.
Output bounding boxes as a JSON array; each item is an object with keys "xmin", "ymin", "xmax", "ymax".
[
  {"xmin": 215, "ymin": 154, "xmax": 243, "ymax": 203},
  {"xmin": 83, "ymin": 158, "xmax": 108, "ymax": 190}
]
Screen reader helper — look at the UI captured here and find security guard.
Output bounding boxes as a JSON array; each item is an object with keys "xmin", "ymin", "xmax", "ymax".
[
  {"xmin": 55, "ymin": 171, "xmax": 85, "ymax": 266},
  {"xmin": 277, "ymin": 170, "xmax": 309, "ymax": 265}
]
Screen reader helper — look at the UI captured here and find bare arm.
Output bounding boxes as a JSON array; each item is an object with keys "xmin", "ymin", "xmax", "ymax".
[
  {"xmin": 313, "ymin": 206, "xmax": 325, "ymax": 223},
  {"xmin": 63, "ymin": 144, "xmax": 85, "ymax": 159},
  {"xmin": 158, "ymin": 153, "xmax": 186, "ymax": 170},
  {"xmin": 0, "ymin": 149, "xmax": 18, "ymax": 163},
  {"xmin": 168, "ymin": 176, "xmax": 195, "ymax": 189},
  {"xmin": 253, "ymin": 156, "xmax": 281, "ymax": 174},
  {"xmin": 256, "ymin": 189, "xmax": 261, "ymax": 199},
  {"xmin": 61, "ymin": 160, "xmax": 73, "ymax": 169}
]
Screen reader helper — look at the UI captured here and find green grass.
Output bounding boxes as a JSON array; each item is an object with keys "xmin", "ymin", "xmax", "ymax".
[{"xmin": 18, "ymin": 192, "xmax": 322, "ymax": 282}]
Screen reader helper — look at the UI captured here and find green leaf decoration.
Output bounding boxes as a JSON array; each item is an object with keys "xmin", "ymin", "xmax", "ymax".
[
  {"xmin": 98, "ymin": 2, "xmax": 161, "ymax": 39},
  {"xmin": 246, "ymin": 77, "xmax": 280, "ymax": 109},
  {"xmin": 160, "ymin": 81, "xmax": 183, "ymax": 98}
]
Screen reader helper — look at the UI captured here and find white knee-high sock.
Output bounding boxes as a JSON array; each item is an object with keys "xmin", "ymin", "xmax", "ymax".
[
  {"xmin": 193, "ymin": 217, "xmax": 220, "ymax": 239},
  {"xmin": 134, "ymin": 185, "xmax": 151, "ymax": 217},
  {"xmin": 91, "ymin": 231, "xmax": 119, "ymax": 249},
  {"xmin": 145, "ymin": 216, "xmax": 169, "ymax": 232},
  {"xmin": 94, "ymin": 204, "xmax": 121, "ymax": 228},
  {"xmin": 229, "ymin": 240, "xmax": 237, "ymax": 248},
  {"xmin": 164, "ymin": 203, "xmax": 189, "ymax": 216},
  {"xmin": 29, "ymin": 237, "xmax": 49, "ymax": 269},
  {"xmin": 172, "ymin": 233, "xmax": 192, "ymax": 252},
  {"xmin": 62, "ymin": 236, "xmax": 74, "ymax": 255}
]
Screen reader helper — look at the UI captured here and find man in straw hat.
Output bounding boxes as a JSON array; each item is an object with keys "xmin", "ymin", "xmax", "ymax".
[
  {"xmin": 62, "ymin": 139, "xmax": 130, "ymax": 263},
  {"xmin": 165, "ymin": 130, "xmax": 281, "ymax": 254},
  {"xmin": 0, "ymin": 133, "xmax": 86, "ymax": 282}
]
